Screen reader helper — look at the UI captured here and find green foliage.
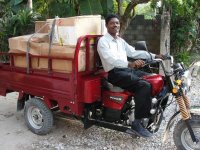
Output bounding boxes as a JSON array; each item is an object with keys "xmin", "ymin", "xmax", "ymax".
[
  {"xmin": 100, "ymin": 0, "xmax": 114, "ymax": 18},
  {"xmin": 113, "ymin": 0, "xmax": 129, "ymax": 15},
  {"xmin": 164, "ymin": 0, "xmax": 200, "ymax": 54},
  {"xmin": 174, "ymin": 51, "xmax": 190, "ymax": 65},
  {"xmin": 33, "ymin": 0, "xmax": 70, "ymax": 19},
  {"xmin": 135, "ymin": 2, "xmax": 156, "ymax": 19},
  {"xmin": 33, "ymin": 0, "xmax": 107, "ymax": 19},
  {"xmin": 0, "ymin": 1, "xmax": 6, "ymax": 17},
  {"xmin": 79, "ymin": 0, "xmax": 103, "ymax": 15},
  {"xmin": 8, "ymin": 0, "xmax": 28, "ymax": 13},
  {"xmin": 0, "ymin": 9, "xmax": 36, "ymax": 52}
]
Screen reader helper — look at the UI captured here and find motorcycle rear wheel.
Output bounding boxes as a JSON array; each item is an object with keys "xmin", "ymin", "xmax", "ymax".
[{"xmin": 173, "ymin": 115, "xmax": 200, "ymax": 150}]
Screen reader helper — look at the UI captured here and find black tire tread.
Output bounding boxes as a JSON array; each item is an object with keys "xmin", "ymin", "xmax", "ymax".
[
  {"xmin": 173, "ymin": 115, "xmax": 200, "ymax": 150},
  {"xmin": 24, "ymin": 98, "xmax": 53, "ymax": 135}
]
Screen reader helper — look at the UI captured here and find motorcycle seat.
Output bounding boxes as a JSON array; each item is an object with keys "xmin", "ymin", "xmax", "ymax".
[{"xmin": 101, "ymin": 78, "xmax": 124, "ymax": 93}]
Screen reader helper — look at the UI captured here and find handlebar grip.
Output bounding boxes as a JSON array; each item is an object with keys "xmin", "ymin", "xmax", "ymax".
[{"xmin": 163, "ymin": 54, "xmax": 171, "ymax": 60}]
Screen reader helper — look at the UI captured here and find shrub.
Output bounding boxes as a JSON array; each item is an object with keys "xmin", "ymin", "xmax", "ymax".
[{"xmin": 0, "ymin": 9, "xmax": 36, "ymax": 53}]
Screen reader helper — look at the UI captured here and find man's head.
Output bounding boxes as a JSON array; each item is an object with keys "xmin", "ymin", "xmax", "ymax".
[{"xmin": 105, "ymin": 14, "xmax": 120, "ymax": 37}]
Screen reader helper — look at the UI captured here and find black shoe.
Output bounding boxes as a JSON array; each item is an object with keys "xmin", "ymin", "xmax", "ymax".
[{"xmin": 131, "ymin": 120, "xmax": 153, "ymax": 138}]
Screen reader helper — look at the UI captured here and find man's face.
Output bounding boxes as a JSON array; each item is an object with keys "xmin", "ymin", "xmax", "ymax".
[{"xmin": 106, "ymin": 18, "xmax": 120, "ymax": 35}]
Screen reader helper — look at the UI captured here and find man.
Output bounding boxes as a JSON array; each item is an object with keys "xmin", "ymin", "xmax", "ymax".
[{"xmin": 97, "ymin": 14, "xmax": 163, "ymax": 137}]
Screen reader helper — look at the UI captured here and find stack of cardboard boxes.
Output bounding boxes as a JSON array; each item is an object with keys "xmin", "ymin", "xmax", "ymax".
[{"xmin": 9, "ymin": 15, "xmax": 106, "ymax": 73}]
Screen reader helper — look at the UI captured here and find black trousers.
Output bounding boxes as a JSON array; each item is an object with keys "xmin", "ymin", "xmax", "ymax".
[{"xmin": 108, "ymin": 68, "xmax": 151, "ymax": 119}]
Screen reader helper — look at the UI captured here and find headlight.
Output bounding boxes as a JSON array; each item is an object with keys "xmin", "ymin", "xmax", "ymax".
[{"xmin": 181, "ymin": 70, "xmax": 192, "ymax": 94}]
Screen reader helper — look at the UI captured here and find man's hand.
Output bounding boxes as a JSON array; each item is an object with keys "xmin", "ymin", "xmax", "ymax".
[
  {"xmin": 128, "ymin": 60, "xmax": 145, "ymax": 69},
  {"xmin": 155, "ymin": 54, "xmax": 165, "ymax": 59}
]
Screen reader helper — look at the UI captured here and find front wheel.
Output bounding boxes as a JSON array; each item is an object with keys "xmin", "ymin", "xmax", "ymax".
[
  {"xmin": 173, "ymin": 115, "xmax": 200, "ymax": 150},
  {"xmin": 24, "ymin": 98, "xmax": 53, "ymax": 135}
]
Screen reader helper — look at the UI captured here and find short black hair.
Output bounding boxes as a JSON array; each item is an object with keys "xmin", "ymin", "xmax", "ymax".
[{"xmin": 105, "ymin": 14, "xmax": 119, "ymax": 25}]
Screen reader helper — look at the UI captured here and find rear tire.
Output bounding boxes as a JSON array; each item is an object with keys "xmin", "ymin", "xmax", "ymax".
[
  {"xmin": 173, "ymin": 115, "xmax": 200, "ymax": 150},
  {"xmin": 24, "ymin": 98, "xmax": 53, "ymax": 135}
]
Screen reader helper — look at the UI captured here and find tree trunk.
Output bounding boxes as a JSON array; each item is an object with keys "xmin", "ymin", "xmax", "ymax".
[
  {"xmin": 119, "ymin": 2, "xmax": 136, "ymax": 36},
  {"xmin": 75, "ymin": 3, "xmax": 80, "ymax": 15},
  {"xmin": 190, "ymin": 21, "xmax": 199, "ymax": 52},
  {"xmin": 27, "ymin": 0, "xmax": 33, "ymax": 10},
  {"xmin": 117, "ymin": 0, "xmax": 123, "ymax": 16},
  {"xmin": 119, "ymin": 0, "xmax": 151, "ymax": 36}
]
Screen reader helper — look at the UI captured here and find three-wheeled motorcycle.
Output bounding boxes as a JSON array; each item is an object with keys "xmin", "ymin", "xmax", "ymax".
[{"xmin": 0, "ymin": 35, "xmax": 199, "ymax": 150}]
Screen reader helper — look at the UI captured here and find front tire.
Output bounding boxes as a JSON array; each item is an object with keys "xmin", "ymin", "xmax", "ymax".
[
  {"xmin": 24, "ymin": 98, "xmax": 53, "ymax": 135},
  {"xmin": 173, "ymin": 115, "xmax": 200, "ymax": 150}
]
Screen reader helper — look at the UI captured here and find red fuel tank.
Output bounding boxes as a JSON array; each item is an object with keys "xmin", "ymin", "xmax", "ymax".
[{"xmin": 143, "ymin": 74, "xmax": 164, "ymax": 96}]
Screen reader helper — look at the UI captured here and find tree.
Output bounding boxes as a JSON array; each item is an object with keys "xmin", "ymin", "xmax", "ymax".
[
  {"xmin": 163, "ymin": 0, "xmax": 200, "ymax": 53},
  {"xmin": 33, "ymin": 0, "xmax": 105, "ymax": 19},
  {"xmin": 116, "ymin": 0, "xmax": 154, "ymax": 36},
  {"xmin": 0, "ymin": 0, "xmax": 37, "ymax": 53},
  {"xmin": 27, "ymin": 0, "xmax": 32, "ymax": 10}
]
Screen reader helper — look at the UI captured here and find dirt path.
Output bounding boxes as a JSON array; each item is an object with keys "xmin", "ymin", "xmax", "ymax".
[{"xmin": 0, "ymin": 93, "xmax": 37, "ymax": 150}]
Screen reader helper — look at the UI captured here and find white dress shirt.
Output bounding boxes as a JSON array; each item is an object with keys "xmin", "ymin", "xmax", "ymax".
[{"xmin": 97, "ymin": 33, "xmax": 156, "ymax": 72}]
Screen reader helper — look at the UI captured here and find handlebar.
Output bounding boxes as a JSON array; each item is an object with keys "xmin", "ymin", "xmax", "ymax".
[
  {"xmin": 162, "ymin": 54, "xmax": 171, "ymax": 60},
  {"xmin": 144, "ymin": 54, "xmax": 174, "ymax": 76}
]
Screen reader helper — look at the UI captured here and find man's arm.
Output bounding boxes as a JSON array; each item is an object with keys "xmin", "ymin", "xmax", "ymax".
[{"xmin": 123, "ymin": 40, "xmax": 156, "ymax": 60}]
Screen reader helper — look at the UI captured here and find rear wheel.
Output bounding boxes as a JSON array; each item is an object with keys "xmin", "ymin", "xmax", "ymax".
[
  {"xmin": 24, "ymin": 98, "xmax": 53, "ymax": 135},
  {"xmin": 173, "ymin": 115, "xmax": 200, "ymax": 150}
]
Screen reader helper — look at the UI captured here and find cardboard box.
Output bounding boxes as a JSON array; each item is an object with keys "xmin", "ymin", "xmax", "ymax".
[
  {"xmin": 9, "ymin": 50, "xmax": 39, "ymax": 69},
  {"xmin": 47, "ymin": 15, "xmax": 101, "ymax": 46},
  {"xmin": 13, "ymin": 56, "xmax": 38, "ymax": 69},
  {"xmin": 38, "ymin": 46, "xmax": 95, "ymax": 73},
  {"xmin": 9, "ymin": 44, "xmax": 95, "ymax": 73},
  {"xmin": 8, "ymin": 34, "xmax": 49, "ymax": 55},
  {"xmin": 8, "ymin": 29, "xmax": 96, "ymax": 73},
  {"xmin": 35, "ymin": 21, "xmax": 51, "ymax": 33},
  {"xmin": 38, "ymin": 50, "xmax": 85, "ymax": 73},
  {"xmin": 101, "ymin": 19, "xmax": 107, "ymax": 35}
]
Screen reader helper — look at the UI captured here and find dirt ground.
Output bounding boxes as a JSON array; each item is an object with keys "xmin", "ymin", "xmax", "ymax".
[
  {"xmin": 0, "ymin": 92, "xmax": 87, "ymax": 150},
  {"xmin": 0, "ymin": 93, "xmax": 37, "ymax": 150},
  {"xmin": 0, "ymin": 92, "xmax": 175, "ymax": 150}
]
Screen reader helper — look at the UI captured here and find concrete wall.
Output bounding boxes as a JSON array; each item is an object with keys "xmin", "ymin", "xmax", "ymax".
[{"xmin": 123, "ymin": 15, "xmax": 162, "ymax": 54}]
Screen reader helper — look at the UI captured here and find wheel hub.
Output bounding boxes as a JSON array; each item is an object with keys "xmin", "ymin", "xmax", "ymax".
[
  {"xmin": 181, "ymin": 127, "xmax": 200, "ymax": 150},
  {"xmin": 32, "ymin": 109, "xmax": 43, "ymax": 125},
  {"xmin": 27, "ymin": 106, "xmax": 43, "ymax": 129}
]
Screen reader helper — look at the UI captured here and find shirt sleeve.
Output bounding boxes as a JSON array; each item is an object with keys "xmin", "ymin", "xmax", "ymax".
[
  {"xmin": 123, "ymin": 40, "xmax": 156, "ymax": 60},
  {"xmin": 97, "ymin": 39, "xmax": 128, "ymax": 68}
]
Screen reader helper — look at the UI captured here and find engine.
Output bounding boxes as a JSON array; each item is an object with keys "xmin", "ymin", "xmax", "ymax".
[
  {"xmin": 123, "ymin": 98, "xmax": 135, "ymax": 125},
  {"xmin": 100, "ymin": 74, "xmax": 165, "ymax": 124},
  {"xmin": 101, "ymin": 90, "xmax": 131, "ymax": 122}
]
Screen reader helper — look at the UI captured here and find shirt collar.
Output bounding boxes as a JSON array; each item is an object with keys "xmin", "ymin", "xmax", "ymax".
[{"xmin": 105, "ymin": 33, "xmax": 120, "ymax": 42}]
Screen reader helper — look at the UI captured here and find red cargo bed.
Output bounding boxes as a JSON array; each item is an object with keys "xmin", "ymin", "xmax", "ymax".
[{"xmin": 0, "ymin": 35, "xmax": 103, "ymax": 116}]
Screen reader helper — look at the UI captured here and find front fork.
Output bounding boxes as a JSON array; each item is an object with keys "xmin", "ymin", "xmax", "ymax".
[{"xmin": 176, "ymin": 94, "xmax": 198, "ymax": 143}]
